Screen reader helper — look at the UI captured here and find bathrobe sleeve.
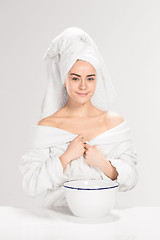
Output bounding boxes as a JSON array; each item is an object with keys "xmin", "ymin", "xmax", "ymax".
[
  {"xmin": 19, "ymin": 146, "xmax": 68, "ymax": 196},
  {"xmin": 107, "ymin": 139, "xmax": 138, "ymax": 191}
]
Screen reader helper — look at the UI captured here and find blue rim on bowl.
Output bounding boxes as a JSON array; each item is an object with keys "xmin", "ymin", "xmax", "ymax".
[{"xmin": 63, "ymin": 179, "xmax": 119, "ymax": 190}]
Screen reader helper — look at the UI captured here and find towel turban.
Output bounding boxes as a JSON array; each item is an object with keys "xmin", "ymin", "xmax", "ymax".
[{"xmin": 39, "ymin": 27, "xmax": 118, "ymax": 120}]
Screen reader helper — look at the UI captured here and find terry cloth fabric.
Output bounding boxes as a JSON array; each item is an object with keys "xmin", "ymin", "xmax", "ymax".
[{"xmin": 19, "ymin": 120, "xmax": 138, "ymax": 208}]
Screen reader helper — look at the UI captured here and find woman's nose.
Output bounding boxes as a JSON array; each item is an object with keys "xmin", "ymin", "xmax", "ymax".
[{"xmin": 79, "ymin": 80, "xmax": 87, "ymax": 89}]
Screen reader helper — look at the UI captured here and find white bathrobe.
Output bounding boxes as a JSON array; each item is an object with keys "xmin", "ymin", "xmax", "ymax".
[{"xmin": 19, "ymin": 120, "xmax": 138, "ymax": 207}]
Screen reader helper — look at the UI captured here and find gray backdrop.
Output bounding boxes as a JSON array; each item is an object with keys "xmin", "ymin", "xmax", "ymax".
[{"xmin": 0, "ymin": 0, "xmax": 160, "ymax": 208}]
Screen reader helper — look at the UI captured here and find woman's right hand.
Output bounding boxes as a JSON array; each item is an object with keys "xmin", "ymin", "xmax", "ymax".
[
  {"xmin": 65, "ymin": 134, "xmax": 86, "ymax": 161},
  {"xmin": 59, "ymin": 134, "xmax": 86, "ymax": 170}
]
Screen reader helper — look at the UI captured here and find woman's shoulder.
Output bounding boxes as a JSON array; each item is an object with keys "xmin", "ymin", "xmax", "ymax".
[
  {"xmin": 37, "ymin": 108, "xmax": 67, "ymax": 127},
  {"xmin": 104, "ymin": 111, "xmax": 125, "ymax": 127},
  {"xmin": 37, "ymin": 115, "xmax": 59, "ymax": 128}
]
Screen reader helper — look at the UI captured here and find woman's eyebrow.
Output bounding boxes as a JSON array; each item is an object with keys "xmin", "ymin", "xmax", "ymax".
[{"xmin": 69, "ymin": 73, "xmax": 96, "ymax": 77}]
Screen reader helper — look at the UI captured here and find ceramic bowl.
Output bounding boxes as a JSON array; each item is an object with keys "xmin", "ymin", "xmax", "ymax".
[{"xmin": 63, "ymin": 179, "xmax": 119, "ymax": 218}]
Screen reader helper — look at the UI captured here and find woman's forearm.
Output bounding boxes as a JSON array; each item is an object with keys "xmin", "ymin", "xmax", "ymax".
[
  {"xmin": 59, "ymin": 152, "xmax": 71, "ymax": 171},
  {"xmin": 98, "ymin": 156, "xmax": 118, "ymax": 180},
  {"xmin": 60, "ymin": 151, "xmax": 118, "ymax": 180}
]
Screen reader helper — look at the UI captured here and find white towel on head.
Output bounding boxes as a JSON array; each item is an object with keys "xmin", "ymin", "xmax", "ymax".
[{"xmin": 40, "ymin": 27, "xmax": 118, "ymax": 120}]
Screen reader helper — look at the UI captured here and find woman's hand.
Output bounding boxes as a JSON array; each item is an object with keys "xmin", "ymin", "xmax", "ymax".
[
  {"xmin": 59, "ymin": 134, "xmax": 86, "ymax": 170},
  {"xmin": 65, "ymin": 134, "xmax": 86, "ymax": 161},
  {"xmin": 84, "ymin": 143, "xmax": 105, "ymax": 168}
]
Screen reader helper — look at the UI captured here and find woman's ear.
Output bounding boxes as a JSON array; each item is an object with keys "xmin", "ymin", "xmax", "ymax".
[{"xmin": 64, "ymin": 79, "xmax": 67, "ymax": 87}]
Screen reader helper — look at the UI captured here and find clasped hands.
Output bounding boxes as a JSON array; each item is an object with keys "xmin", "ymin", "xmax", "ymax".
[{"xmin": 62, "ymin": 134, "xmax": 117, "ymax": 180}]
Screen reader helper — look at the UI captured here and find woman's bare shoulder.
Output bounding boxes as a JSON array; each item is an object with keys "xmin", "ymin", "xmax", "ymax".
[
  {"xmin": 104, "ymin": 111, "xmax": 125, "ymax": 126},
  {"xmin": 37, "ymin": 108, "xmax": 66, "ymax": 127},
  {"xmin": 37, "ymin": 115, "xmax": 60, "ymax": 127}
]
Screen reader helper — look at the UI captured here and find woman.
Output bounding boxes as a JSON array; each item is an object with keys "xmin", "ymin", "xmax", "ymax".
[{"xmin": 19, "ymin": 27, "xmax": 138, "ymax": 208}]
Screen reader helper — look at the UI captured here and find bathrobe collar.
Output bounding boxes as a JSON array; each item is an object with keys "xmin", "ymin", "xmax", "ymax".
[{"xmin": 29, "ymin": 120, "xmax": 132, "ymax": 148}]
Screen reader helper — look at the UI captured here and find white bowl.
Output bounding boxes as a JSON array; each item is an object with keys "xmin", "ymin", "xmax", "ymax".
[{"xmin": 63, "ymin": 179, "xmax": 119, "ymax": 218}]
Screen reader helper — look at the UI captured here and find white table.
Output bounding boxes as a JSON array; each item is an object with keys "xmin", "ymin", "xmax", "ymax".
[{"xmin": 0, "ymin": 206, "xmax": 159, "ymax": 240}]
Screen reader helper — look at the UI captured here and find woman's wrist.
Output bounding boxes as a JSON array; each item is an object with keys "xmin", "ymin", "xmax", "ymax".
[
  {"xmin": 97, "ymin": 156, "xmax": 110, "ymax": 171},
  {"xmin": 98, "ymin": 156, "xmax": 118, "ymax": 180},
  {"xmin": 59, "ymin": 152, "xmax": 71, "ymax": 170}
]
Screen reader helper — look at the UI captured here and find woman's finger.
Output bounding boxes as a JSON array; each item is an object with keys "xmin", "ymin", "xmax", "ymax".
[{"xmin": 84, "ymin": 142, "xmax": 92, "ymax": 150}]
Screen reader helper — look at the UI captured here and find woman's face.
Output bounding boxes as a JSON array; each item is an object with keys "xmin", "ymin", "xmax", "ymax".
[{"xmin": 64, "ymin": 60, "xmax": 97, "ymax": 104}]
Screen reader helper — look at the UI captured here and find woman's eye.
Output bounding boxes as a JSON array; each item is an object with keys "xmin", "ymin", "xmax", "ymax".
[{"xmin": 72, "ymin": 77, "xmax": 94, "ymax": 81}]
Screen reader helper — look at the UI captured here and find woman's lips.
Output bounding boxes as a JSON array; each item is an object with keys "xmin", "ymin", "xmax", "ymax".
[{"xmin": 77, "ymin": 93, "xmax": 88, "ymax": 96}]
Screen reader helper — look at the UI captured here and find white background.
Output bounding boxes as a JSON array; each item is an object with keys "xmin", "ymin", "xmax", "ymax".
[{"xmin": 0, "ymin": 0, "xmax": 160, "ymax": 208}]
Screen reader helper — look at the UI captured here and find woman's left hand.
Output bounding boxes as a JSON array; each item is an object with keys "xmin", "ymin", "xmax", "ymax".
[{"xmin": 83, "ymin": 143, "xmax": 105, "ymax": 168}]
